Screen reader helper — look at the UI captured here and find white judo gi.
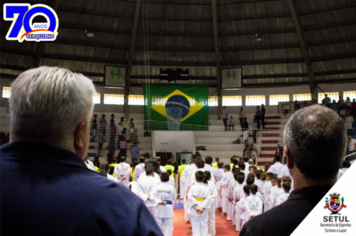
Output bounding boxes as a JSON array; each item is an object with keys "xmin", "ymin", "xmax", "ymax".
[
  {"xmin": 207, "ymin": 180, "xmax": 218, "ymax": 236},
  {"xmin": 181, "ymin": 164, "xmax": 197, "ymax": 221},
  {"xmin": 107, "ymin": 173, "xmax": 119, "ymax": 183},
  {"xmin": 246, "ymin": 194, "xmax": 263, "ymax": 219},
  {"xmin": 188, "ymin": 183, "xmax": 211, "ymax": 236},
  {"xmin": 204, "ymin": 164, "xmax": 222, "ymax": 182},
  {"xmin": 137, "ymin": 176, "xmax": 161, "ymax": 217},
  {"xmin": 262, "ymin": 181, "xmax": 273, "ymax": 212},
  {"xmin": 134, "ymin": 163, "xmax": 145, "ymax": 181},
  {"xmin": 268, "ymin": 162, "xmax": 284, "ymax": 176},
  {"xmin": 275, "ymin": 192, "xmax": 290, "ymax": 206},
  {"xmin": 269, "ymin": 186, "xmax": 283, "ymax": 209},
  {"xmin": 152, "ymin": 182, "xmax": 177, "ymax": 236},
  {"xmin": 238, "ymin": 196, "xmax": 249, "ymax": 228},
  {"xmin": 114, "ymin": 162, "xmax": 131, "ymax": 187},
  {"xmin": 159, "ymin": 165, "xmax": 166, "ymax": 173},
  {"xmin": 220, "ymin": 171, "xmax": 233, "ymax": 213},
  {"xmin": 233, "ymin": 183, "xmax": 244, "ymax": 232},
  {"xmin": 137, "ymin": 171, "xmax": 160, "ymax": 184},
  {"xmin": 168, "ymin": 176, "xmax": 175, "ymax": 187},
  {"xmin": 85, "ymin": 160, "xmax": 95, "ymax": 171}
]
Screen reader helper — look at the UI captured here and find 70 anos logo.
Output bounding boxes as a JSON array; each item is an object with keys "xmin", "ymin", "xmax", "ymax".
[{"xmin": 3, "ymin": 4, "xmax": 58, "ymax": 42}]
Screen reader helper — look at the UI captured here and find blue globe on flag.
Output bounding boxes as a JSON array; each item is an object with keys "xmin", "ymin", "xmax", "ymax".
[{"xmin": 165, "ymin": 95, "xmax": 190, "ymax": 130}]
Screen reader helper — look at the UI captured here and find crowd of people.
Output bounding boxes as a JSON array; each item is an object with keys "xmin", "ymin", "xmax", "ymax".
[
  {"xmin": 91, "ymin": 114, "xmax": 139, "ymax": 162},
  {"xmin": 1, "ymin": 67, "xmax": 354, "ymax": 236}
]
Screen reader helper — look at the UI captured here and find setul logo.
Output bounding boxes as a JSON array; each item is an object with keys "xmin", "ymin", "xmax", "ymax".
[
  {"xmin": 324, "ymin": 193, "xmax": 347, "ymax": 215},
  {"xmin": 3, "ymin": 4, "xmax": 59, "ymax": 42}
]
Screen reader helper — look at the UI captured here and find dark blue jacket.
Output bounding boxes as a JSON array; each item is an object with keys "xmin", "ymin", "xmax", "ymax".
[{"xmin": 0, "ymin": 142, "xmax": 163, "ymax": 236}]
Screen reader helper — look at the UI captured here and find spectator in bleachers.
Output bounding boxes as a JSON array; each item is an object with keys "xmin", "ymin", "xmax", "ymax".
[
  {"xmin": 294, "ymin": 100, "xmax": 300, "ymax": 112},
  {"xmin": 255, "ymin": 107, "xmax": 260, "ymax": 129},
  {"xmin": 351, "ymin": 98, "xmax": 356, "ymax": 122},
  {"xmin": 251, "ymin": 118, "xmax": 257, "ymax": 144},
  {"xmin": 229, "ymin": 116, "xmax": 235, "ymax": 131},
  {"xmin": 92, "ymin": 114, "xmax": 97, "ymax": 142},
  {"xmin": 347, "ymin": 135, "xmax": 356, "ymax": 162},
  {"xmin": 110, "ymin": 114, "xmax": 115, "ymax": 126},
  {"xmin": 129, "ymin": 118, "xmax": 135, "ymax": 142},
  {"xmin": 118, "ymin": 130, "xmax": 127, "ymax": 159},
  {"xmin": 242, "ymin": 117, "xmax": 249, "ymax": 131},
  {"xmin": 98, "ymin": 125, "xmax": 105, "ymax": 156},
  {"xmin": 337, "ymin": 96, "xmax": 343, "ymax": 114},
  {"xmin": 100, "ymin": 114, "xmax": 107, "ymax": 135},
  {"xmin": 131, "ymin": 143, "xmax": 140, "ymax": 164},
  {"xmin": 345, "ymin": 97, "xmax": 351, "ymax": 116},
  {"xmin": 322, "ymin": 94, "xmax": 331, "ymax": 108},
  {"xmin": 222, "ymin": 106, "xmax": 228, "ymax": 131},
  {"xmin": 109, "ymin": 122, "xmax": 116, "ymax": 153},
  {"xmin": 239, "ymin": 107, "xmax": 244, "ymax": 128},
  {"xmin": 260, "ymin": 104, "xmax": 266, "ymax": 129},
  {"xmin": 339, "ymin": 98, "xmax": 346, "ymax": 122},
  {"xmin": 331, "ymin": 100, "xmax": 338, "ymax": 112},
  {"xmin": 133, "ymin": 128, "xmax": 139, "ymax": 144},
  {"xmin": 275, "ymin": 143, "xmax": 283, "ymax": 156},
  {"xmin": 302, "ymin": 101, "xmax": 308, "ymax": 108},
  {"xmin": 121, "ymin": 117, "xmax": 127, "ymax": 133},
  {"xmin": 117, "ymin": 122, "xmax": 123, "ymax": 141},
  {"xmin": 243, "ymin": 140, "xmax": 249, "ymax": 156},
  {"xmin": 107, "ymin": 145, "xmax": 115, "ymax": 164}
]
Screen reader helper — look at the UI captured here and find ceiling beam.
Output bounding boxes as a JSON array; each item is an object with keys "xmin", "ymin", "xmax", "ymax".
[
  {"xmin": 124, "ymin": 0, "xmax": 141, "ymax": 118},
  {"xmin": 287, "ymin": 0, "xmax": 317, "ymax": 100},
  {"xmin": 211, "ymin": 0, "xmax": 222, "ymax": 119},
  {"xmin": 33, "ymin": 0, "xmax": 60, "ymax": 68}
]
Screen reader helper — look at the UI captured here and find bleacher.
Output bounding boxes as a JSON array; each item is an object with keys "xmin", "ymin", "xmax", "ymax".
[{"xmin": 1, "ymin": 107, "xmax": 354, "ymax": 169}]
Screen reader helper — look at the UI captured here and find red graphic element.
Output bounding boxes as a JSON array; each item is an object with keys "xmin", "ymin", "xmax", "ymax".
[
  {"xmin": 324, "ymin": 204, "xmax": 347, "ymax": 213},
  {"xmin": 20, "ymin": 29, "xmax": 53, "ymax": 40}
]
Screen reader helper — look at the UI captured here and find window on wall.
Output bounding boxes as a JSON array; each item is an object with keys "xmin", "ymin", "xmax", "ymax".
[
  {"xmin": 208, "ymin": 96, "xmax": 218, "ymax": 107},
  {"xmin": 2, "ymin": 87, "xmax": 11, "ymax": 98},
  {"xmin": 222, "ymin": 96, "xmax": 242, "ymax": 106},
  {"xmin": 293, "ymin": 93, "xmax": 312, "ymax": 102},
  {"xmin": 318, "ymin": 92, "xmax": 339, "ymax": 104},
  {"xmin": 104, "ymin": 94, "xmax": 124, "ymax": 105},
  {"xmin": 93, "ymin": 93, "xmax": 101, "ymax": 104},
  {"xmin": 129, "ymin": 95, "xmax": 144, "ymax": 105},
  {"xmin": 343, "ymin": 91, "xmax": 356, "ymax": 101},
  {"xmin": 269, "ymin": 94, "xmax": 290, "ymax": 106},
  {"xmin": 245, "ymin": 95, "xmax": 266, "ymax": 106}
]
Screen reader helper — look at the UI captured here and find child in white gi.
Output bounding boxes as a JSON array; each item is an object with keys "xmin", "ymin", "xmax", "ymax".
[
  {"xmin": 137, "ymin": 164, "xmax": 161, "ymax": 217},
  {"xmin": 221, "ymin": 164, "xmax": 233, "ymax": 216},
  {"xmin": 238, "ymin": 185, "xmax": 251, "ymax": 229},
  {"xmin": 275, "ymin": 181, "xmax": 291, "ymax": 206},
  {"xmin": 114, "ymin": 156, "xmax": 131, "ymax": 187},
  {"xmin": 262, "ymin": 172, "xmax": 274, "ymax": 212},
  {"xmin": 265, "ymin": 175, "xmax": 277, "ymax": 211},
  {"xmin": 167, "ymin": 170, "xmax": 175, "ymax": 187},
  {"xmin": 204, "ymin": 171, "xmax": 218, "ymax": 236},
  {"xmin": 229, "ymin": 116, "xmax": 234, "ymax": 131},
  {"xmin": 269, "ymin": 178, "xmax": 283, "ymax": 209},
  {"xmin": 233, "ymin": 174, "xmax": 245, "ymax": 232},
  {"xmin": 188, "ymin": 171, "xmax": 211, "ymax": 236},
  {"xmin": 152, "ymin": 172, "xmax": 177, "ymax": 236},
  {"xmin": 245, "ymin": 184, "xmax": 263, "ymax": 220}
]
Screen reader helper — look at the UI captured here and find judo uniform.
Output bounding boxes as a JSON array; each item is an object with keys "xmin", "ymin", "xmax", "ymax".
[
  {"xmin": 262, "ymin": 181, "xmax": 273, "ymax": 212},
  {"xmin": 134, "ymin": 163, "xmax": 145, "ymax": 181},
  {"xmin": 275, "ymin": 192, "xmax": 290, "ymax": 206},
  {"xmin": 181, "ymin": 164, "xmax": 197, "ymax": 221},
  {"xmin": 138, "ymin": 176, "xmax": 161, "ymax": 217},
  {"xmin": 207, "ymin": 180, "xmax": 218, "ymax": 236},
  {"xmin": 152, "ymin": 182, "xmax": 177, "ymax": 236},
  {"xmin": 220, "ymin": 171, "xmax": 233, "ymax": 213},
  {"xmin": 233, "ymin": 183, "xmax": 244, "ymax": 232},
  {"xmin": 188, "ymin": 183, "xmax": 211, "ymax": 236},
  {"xmin": 269, "ymin": 186, "xmax": 283, "ymax": 209},
  {"xmin": 114, "ymin": 162, "xmax": 131, "ymax": 187},
  {"xmin": 245, "ymin": 194, "xmax": 263, "ymax": 219}
]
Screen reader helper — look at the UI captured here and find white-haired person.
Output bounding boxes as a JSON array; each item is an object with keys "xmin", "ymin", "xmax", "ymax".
[
  {"xmin": 0, "ymin": 67, "xmax": 162, "ymax": 236},
  {"xmin": 240, "ymin": 105, "xmax": 346, "ymax": 236}
]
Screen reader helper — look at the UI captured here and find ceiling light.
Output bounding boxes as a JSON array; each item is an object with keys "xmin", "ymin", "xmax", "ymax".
[
  {"xmin": 85, "ymin": 29, "xmax": 95, "ymax": 38},
  {"xmin": 255, "ymin": 33, "xmax": 262, "ymax": 41}
]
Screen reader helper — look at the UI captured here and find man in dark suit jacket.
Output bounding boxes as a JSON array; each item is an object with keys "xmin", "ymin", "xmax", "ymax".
[
  {"xmin": 0, "ymin": 67, "xmax": 163, "ymax": 236},
  {"xmin": 240, "ymin": 105, "xmax": 346, "ymax": 236}
]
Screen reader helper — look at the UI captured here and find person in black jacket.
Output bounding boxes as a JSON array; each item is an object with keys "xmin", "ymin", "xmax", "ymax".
[{"xmin": 240, "ymin": 105, "xmax": 346, "ymax": 236}]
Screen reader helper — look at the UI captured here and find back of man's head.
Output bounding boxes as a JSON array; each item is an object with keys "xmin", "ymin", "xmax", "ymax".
[
  {"xmin": 215, "ymin": 157, "xmax": 219, "ymax": 162},
  {"xmin": 274, "ymin": 155, "xmax": 281, "ymax": 162},
  {"xmin": 205, "ymin": 156, "xmax": 213, "ymax": 165},
  {"xmin": 283, "ymin": 105, "xmax": 346, "ymax": 180},
  {"xmin": 195, "ymin": 157, "xmax": 205, "ymax": 168},
  {"xmin": 9, "ymin": 67, "xmax": 96, "ymax": 152},
  {"xmin": 182, "ymin": 159, "xmax": 186, "ymax": 164},
  {"xmin": 239, "ymin": 163, "xmax": 245, "ymax": 171}
]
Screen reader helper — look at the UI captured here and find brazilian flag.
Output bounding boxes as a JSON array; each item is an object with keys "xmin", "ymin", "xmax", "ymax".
[{"xmin": 143, "ymin": 84, "xmax": 209, "ymax": 131}]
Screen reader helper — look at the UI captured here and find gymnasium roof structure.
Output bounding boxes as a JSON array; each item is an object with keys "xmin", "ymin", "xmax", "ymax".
[{"xmin": 1, "ymin": 0, "xmax": 356, "ymax": 88}]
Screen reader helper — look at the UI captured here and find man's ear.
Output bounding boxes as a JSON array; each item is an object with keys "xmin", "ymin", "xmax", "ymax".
[
  {"xmin": 74, "ymin": 121, "xmax": 87, "ymax": 158},
  {"xmin": 285, "ymin": 146, "xmax": 294, "ymax": 169}
]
